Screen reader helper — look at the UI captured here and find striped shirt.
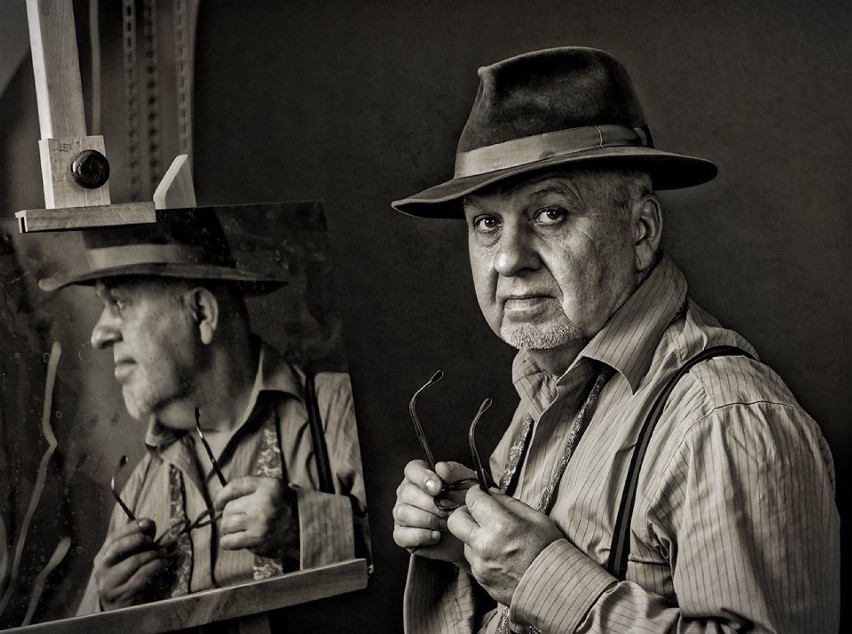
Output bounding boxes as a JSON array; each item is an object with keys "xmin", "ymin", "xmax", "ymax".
[
  {"xmin": 404, "ymin": 254, "xmax": 839, "ymax": 633},
  {"xmin": 78, "ymin": 341, "xmax": 366, "ymax": 613}
]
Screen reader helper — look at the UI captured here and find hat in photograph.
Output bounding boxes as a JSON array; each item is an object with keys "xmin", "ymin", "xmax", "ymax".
[{"xmin": 38, "ymin": 207, "xmax": 286, "ymax": 295}]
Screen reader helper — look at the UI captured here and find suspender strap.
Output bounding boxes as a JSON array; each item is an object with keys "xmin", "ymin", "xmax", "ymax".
[
  {"xmin": 606, "ymin": 345, "xmax": 753, "ymax": 580},
  {"xmin": 305, "ymin": 371, "xmax": 335, "ymax": 494}
]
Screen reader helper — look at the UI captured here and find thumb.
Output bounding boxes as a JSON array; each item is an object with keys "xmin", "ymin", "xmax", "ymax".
[
  {"xmin": 488, "ymin": 490, "xmax": 541, "ymax": 520},
  {"xmin": 436, "ymin": 461, "xmax": 476, "ymax": 484},
  {"xmin": 213, "ymin": 476, "xmax": 258, "ymax": 511}
]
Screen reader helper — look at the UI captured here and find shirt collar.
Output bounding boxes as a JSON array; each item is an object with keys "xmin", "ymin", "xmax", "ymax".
[
  {"xmin": 581, "ymin": 254, "xmax": 686, "ymax": 392},
  {"xmin": 512, "ymin": 253, "xmax": 687, "ymax": 397},
  {"xmin": 143, "ymin": 339, "xmax": 304, "ymax": 449}
]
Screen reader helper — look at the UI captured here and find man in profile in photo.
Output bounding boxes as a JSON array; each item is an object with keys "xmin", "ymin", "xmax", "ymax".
[
  {"xmin": 392, "ymin": 47, "xmax": 840, "ymax": 633},
  {"xmin": 40, "ymin": 209, "xmax": 366, "ymax": 612}
]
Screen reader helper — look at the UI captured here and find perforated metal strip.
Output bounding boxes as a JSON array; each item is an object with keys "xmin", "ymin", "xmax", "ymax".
[
  {"xmin": 142, "ymin": 0, "xmax": 162, "ymax": 193},
  {"xmin": 173, "ymin": 0, "xmax": 193, "ymax": 157},
  {"xmin": 122, "ymin": 0, "xmax": 141, "ymax": 200}
]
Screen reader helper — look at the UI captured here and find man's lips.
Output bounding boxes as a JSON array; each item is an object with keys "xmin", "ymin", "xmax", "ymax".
[
  {"xmin": 501, "ymin": 294, "xmax": 559, "ymax": 317},
  {"xmin": 113, "ymin": 358, "xmax": 135, "ymax": 380},
  {"xmin": 501, "ymin": 294, "xmax": 555, "ymax": 306}
]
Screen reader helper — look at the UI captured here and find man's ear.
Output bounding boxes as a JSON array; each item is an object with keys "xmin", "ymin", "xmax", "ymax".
[
  {"xmin": 632, "ymin": 194, "xmax": 663, "ymax": 273},
  {"xmin": 183, "ymin": 287, "xmax": 220, "ymax": 345}
]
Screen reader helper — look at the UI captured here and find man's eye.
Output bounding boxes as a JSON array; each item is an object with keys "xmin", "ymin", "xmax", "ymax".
[
  {"xmin": 110, "ymin": 298, "xmax": 127, "ymax": 313},
  {"xmin": 535, "ymin": 208, "xmax": 567, "ymax": 225},
  {"xmin": 473, "ymin": 216, "xmax": 500, "ymax": 233}
]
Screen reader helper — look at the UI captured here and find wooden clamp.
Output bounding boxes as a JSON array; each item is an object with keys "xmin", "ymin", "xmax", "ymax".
[{"xmin": 16, "ymin": 0, "xmax": 155, "ymax": 232}]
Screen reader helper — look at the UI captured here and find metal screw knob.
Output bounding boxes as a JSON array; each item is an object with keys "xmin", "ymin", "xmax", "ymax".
[{"xmin": 71, "ymin": 150, "xmax": 110, "ymax": 189}]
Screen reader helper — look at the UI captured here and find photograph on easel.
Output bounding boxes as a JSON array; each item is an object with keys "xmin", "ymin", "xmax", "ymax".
[{"xmin": 0, "ymin": 202, "xmax": 369, "ymax": 630}]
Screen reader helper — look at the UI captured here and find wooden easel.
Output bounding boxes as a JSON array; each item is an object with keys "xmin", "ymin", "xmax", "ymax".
[
  {"xmin": 15, "ymin": 1, "xmax": 367, "ymax": 632},
  {"xmin": 17, "ymin": 0, "xmax": 157, "ymax": 232}
]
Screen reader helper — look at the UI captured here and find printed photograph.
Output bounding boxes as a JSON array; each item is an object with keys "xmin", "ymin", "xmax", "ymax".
[{"xmin": 0, "ymin": 203, "xmax": 368, "ymax": 628}]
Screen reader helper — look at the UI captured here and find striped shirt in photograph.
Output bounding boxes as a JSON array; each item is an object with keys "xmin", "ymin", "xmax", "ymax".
[{"xmin": 78, "ymin": 341, "xmax": 367, "ymax": 613}]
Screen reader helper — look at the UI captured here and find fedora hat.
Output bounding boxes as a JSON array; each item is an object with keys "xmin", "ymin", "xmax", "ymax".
[
  {"xmin": 392, "ymin": 47, "xmax": 717, "ymax": 218},
  {"xmin": 39, "ymin": 207, "xmax": 286, "ymax": 295}
]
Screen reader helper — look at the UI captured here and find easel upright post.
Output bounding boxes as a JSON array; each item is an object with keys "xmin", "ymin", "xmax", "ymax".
[
  {"xmin": 17, "ymin": 0, "xmax": 155, "ymax": 232},
  {"xmin": 26, "ymin": 0, "xmax": 111, "ymax": 209}
]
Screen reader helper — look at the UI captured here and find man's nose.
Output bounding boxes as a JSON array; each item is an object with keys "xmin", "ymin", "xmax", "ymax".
[
  {"xmin": 493, "ymin": 226, "xmax": 540, "ymax": 277},
  {"xmin": 91, "ymin": 308, "xmax": 120, "ymax": 349}
]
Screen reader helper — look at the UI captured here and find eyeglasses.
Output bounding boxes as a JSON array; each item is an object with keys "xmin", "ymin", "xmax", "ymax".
[
  {"xmin": 110, "ymin": 408, "xmax": 227, "ymax": 545},
  {"xmin": 409, "ymin": 370, "xmax": 496, "ymax": 511}
]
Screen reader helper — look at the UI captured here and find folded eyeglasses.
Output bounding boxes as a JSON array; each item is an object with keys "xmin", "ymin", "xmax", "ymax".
[
  {"xmin": 409, "ymin": 370, "xmax": 497, "ymax": 511},
  {"xmin": 110, "ymin": 408, "xmax": 226, "ymax": 544}
]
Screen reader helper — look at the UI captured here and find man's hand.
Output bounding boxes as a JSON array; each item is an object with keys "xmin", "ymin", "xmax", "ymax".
[
  {"xmin": 214, "ymin": 476, "xmax": 296, "ymax": 558},
  {"xmin": 393, "ymin": 459, "xmax": 475, "ymax": 568},
  {"xmin": 447, "ymin": 487, "xmax": 564, "ymax": 606},
  {"xmin": 93, "ymin": 518, "xmax": 173, "ymax": 610}
]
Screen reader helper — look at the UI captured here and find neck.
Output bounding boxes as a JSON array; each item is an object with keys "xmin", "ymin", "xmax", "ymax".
[
  {"xmin": 158, "ymin": 334, "xmax": 260, "ymax": 432},
  {"xmin": 527, "ymin": 339, "xmax": 587, "ymax": 378},
  {"xmin": 198, "ymin": 334, "xmax": 260, "ymax": 432}
]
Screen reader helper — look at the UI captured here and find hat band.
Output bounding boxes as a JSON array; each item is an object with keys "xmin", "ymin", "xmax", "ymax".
[
  {"xmin": 86, "ymin": 244, "xmax": 214, "ymax": 270},
  {"xmin": 454, "ymin": 124, "xmax": 647, "ymax": 178}
]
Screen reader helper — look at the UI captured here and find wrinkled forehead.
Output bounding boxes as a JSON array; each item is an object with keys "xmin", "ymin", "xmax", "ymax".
[
  {"xmin": 93, "ymin": 276, "xmax": 183, "ymax": 299},
  {"xmin": 463, "ymin": 168, "xmax": 628, "ymax": 212}
]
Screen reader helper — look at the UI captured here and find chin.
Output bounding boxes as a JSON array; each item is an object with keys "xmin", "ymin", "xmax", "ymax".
[
  {"xmin": 501, "ymin": 322, "xmax": 584, "ymax": 350},
  {"xmin": 122, "ymin": 387, "xmax": 162, "ymax": 420}
]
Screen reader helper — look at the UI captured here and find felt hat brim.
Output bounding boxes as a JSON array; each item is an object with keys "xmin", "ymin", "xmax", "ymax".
[
  {"xmin": 38, "ymin": 263, "xmax": 286, "ymax": 295},
  {"xmin": 392, "ymin": 145, "xmax": 717, "ymax": 218}
]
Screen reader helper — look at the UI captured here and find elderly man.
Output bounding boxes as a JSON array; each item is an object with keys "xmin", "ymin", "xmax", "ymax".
[
  {"xmin": 392, "ymin": 48, "xmax": 839, "ymax": 633},
  {"xmin": 40, "ymin": 209, "xmax": 366, "ymax": 612}
]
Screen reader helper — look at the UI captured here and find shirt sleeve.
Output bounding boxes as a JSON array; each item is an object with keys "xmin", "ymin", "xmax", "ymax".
[
  {"xmin": 74, "ymin": 454, "xmax": 157, "ymax": 615},
  {"xmin": 75, "ymin": 568, "xmax": 103, "ymax": 615},
  {"xmin": 508, "ymin": 401, "xmax": 840, "ymax": 633},
  {"xmin": 403, "ymin": 556, "xmax": 483, "ymax": 634},
  {"xmin": 295, "ymin": 372, "xmax": 368, "ymax": 568}
]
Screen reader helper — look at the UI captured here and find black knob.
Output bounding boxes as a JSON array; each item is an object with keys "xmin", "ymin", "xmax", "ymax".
[{"xmin": 71, "ymin": 150, "xmax": 110, "ymax": 189}]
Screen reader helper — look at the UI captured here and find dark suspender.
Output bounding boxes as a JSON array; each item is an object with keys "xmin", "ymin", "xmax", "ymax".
[
  {"xmin": 606, "ymin": 345, "xmax": 753, "ymax": 580},
  {"xmin": 304, "ymin": 371, "xmax": 335, "ymax": 494}
]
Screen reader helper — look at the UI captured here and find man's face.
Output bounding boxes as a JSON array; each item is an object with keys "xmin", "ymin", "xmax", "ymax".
[
  {"xmin": 464, "ymin": 170, "xmax": 642, "ymax": 352},
  {"xmin": 92, "ymin": 279, "xmax": 199, "ymax": 419}
]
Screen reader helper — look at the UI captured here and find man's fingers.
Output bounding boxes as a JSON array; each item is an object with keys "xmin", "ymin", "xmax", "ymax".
[
  {"xmin": 487, "ymin": 490, "xmax": 540, "ymax": 520},
  {"xmin": 403, "ymin": 459, "xmax": 443, "ymax": 496},
  {"xmin": 101, "ymin": 530, "xmax": 159, "ymax": 567},
  {"xmin": 220, "ymin": 510, "xmax": 248, "ymax": 535},
  {"xmin": 397, "ymin": 479, "xmax": 448, "ymax": 516},
  {"xmin": 110, "ymin": 518, "xmax": 157, "ymax": 541},
  {"xmin": 394, "ymin": 503, "xmax": 447, "ymax": 530},
  {"xmin": 446, "ymin": 506, "xmax": 479, "ymax": 544},
  {"xmin": 435, "ymin": 461, "xmax": 476, "ymax": 484},
  {"xmin": 213, "ymin": 476, "xmax": 260, "ymax": 511},
  {"xmin": 220, "ymin": 530, "xmax": 254, "ymax": 551},
  {"xmin": 113, "ymin": 555, "xmax": 170, "ymax": 598},
  {"xmin": 101, "ymin": 548, "xmax": 167, "ymax": 590},
  {"xmin": 392, "ymin": 525, "xmax": 442, "ymax": 550},
  {"xmin": 463, "ymin": 485, "xmax": 509, "ymax": 524}
]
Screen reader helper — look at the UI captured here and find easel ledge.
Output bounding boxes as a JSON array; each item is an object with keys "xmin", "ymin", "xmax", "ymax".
[
  {"xmin": 16, "ymin": 202, "xmax": 156, "ymax": 233},
  {"xmin": 8, "ymin": 559, "xmax": 368, "ymax": 634}
]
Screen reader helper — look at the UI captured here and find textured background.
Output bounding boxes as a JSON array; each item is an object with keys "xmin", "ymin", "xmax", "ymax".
[{"xmin": 0, "ymin": 0, "xmax": 849, "ymax": 631}]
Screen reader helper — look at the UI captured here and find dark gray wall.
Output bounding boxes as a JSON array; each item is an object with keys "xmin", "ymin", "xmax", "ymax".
[
  {"xmin": 1, "ymin": 1, "xmax": 848, "ymax": 631},
  {"xmin": 192, "ymin": 2, "xmax": 850, "ymax": 631}
]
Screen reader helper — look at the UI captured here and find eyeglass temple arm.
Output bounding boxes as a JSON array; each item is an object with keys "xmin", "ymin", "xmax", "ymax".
[
  {"xmin": 195, "ymin": 408, "xmax": 228, "ymax": 487},
  {"xmin": 111, "ymin": 455, "xmax": 136, "ymax": 521},
  {"xmin": 408, "ymin": 370, "xmax": 444, "ymax": 472},
  {"xmin": 469, "ymin": 397, "xmax": 494, "ymax": 491}
]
